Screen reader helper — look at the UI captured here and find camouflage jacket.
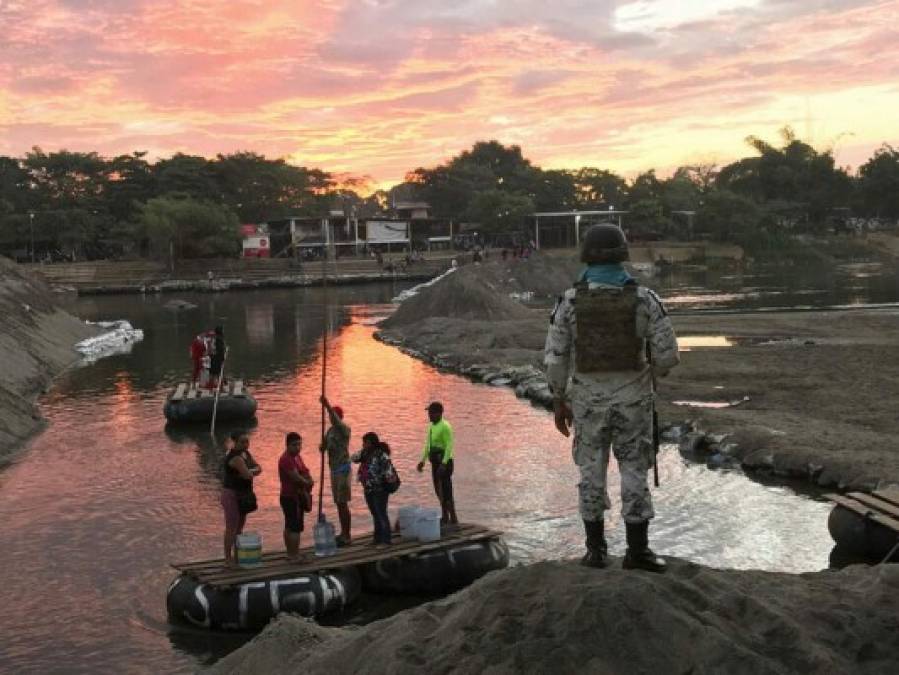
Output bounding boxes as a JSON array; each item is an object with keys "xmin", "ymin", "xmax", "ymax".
[{"xmin": 543, "ymin": 283, "xmax": 679, "ymax": 403}]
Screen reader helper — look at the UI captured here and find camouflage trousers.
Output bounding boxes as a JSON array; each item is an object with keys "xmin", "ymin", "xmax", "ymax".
[{"xmin": 570, "ymin": 385, "xmax": 655, "ymax": 523}]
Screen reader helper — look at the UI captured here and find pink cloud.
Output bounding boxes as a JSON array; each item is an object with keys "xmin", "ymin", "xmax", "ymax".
[{"xmin": 0, "ymin": 0, "xmax": 897, "ymax": 185}]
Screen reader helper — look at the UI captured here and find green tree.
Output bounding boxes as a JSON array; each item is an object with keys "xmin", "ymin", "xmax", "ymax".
[
  {"xmin": 464, "ymin": 189, "xmax": 534, "ymax": 233},
  {"xmin": 857, "ymin": 144, "xmax": 899, "ymax": 219},
  {"xmin": 717, "ymin": 127, "xmax": 852, "ymax": 228},
  {"xmin": 0, "ymin": 156, "xmax": 29, "ymax": 215},
  {"xmin": 20, "ymin": 149, "xmax": 113, "ymax": 256},
  {"xmin": 136, "ymin": 195, "xmax": 240, "ymax": 260},
  {"xmin": 212, "ymin": 152, "xmax": 332, "ymax": 222},
  {"xmin": 569, "ymin": 168, "xmax": 628, "ymax": 209},
  {"xmin": 23, "ymin": 148, "xmax": 107, "ymax": 210},
  {"xmin": 153, "ymin": 154, "xmax": 218, "ymax": 200},
  {"xmin": 409, "ymin": 141, "xmax": 541, "ymax": 221},
  {"xmin": 532, "ymin": 170, "xmax": 577, "ymax": 211},
  {"xmin": 695, "ymin": 189, "xmax": 762, "ymax": 242},
  {"xmin": 104, "ymin": 152, "xmax": 156, "ymax": 224}
]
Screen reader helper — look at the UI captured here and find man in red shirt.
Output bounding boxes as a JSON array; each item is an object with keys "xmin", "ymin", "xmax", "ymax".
[{"xmin": 278, "ymin": 432, "xmax": 314, "ymax": 560}]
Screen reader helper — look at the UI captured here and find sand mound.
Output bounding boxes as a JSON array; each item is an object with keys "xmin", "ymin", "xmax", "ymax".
[
  {"xmin": 209, "ymin": 616, "xmax": 345, "ymax": 675},
  {"xmin": 0, "ymin": 257, "xmax": 96, "ymax": 459},
  {"xmin": 471, "ymin": 251, "xmax": 582, "ymax": 300},
  {"xmin": 380, "ymin": 266, "xmax": 533, "ymax": 328},
  {"xmin": 210, "ymin": 559, "xmax": 899, "ymax": 675}
]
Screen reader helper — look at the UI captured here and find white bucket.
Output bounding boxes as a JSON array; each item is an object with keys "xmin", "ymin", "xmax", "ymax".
[
  {"xmin": 236, "ymin": 532, "xmax": 262, "ymax": 567},
  {"xmin": 415, "ymin": 507, "xmax": 441, "ymax": 542},
  {"xmin": 398, "ymin": 506, "xmax": 421, "ymax": 539}
]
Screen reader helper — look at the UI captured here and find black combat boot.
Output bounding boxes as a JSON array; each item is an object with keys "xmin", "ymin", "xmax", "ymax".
[
  {"xmin": 581, "ymin": 520, "xmax": 608, "ymax": 568},
  {"xmin": 622, "ymin": 521, "xmax": 666, "ymax": 573}
]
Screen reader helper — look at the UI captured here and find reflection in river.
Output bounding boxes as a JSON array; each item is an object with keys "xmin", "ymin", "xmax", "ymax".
[
  {"xmin": 655, "ymin": 261, "xmax": 899, "ymax": 311},
  {"xmin": 0, "ymin": 282, "xmax": 836, "ymax": 673}
]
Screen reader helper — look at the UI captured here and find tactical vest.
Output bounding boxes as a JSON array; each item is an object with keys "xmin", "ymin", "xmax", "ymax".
[{"xmin": 574, "ymin": 284, "xmax": 643, "ymax": 372}]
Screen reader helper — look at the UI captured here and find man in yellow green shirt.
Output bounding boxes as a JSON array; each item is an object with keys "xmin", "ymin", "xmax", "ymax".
[{"xmin": 417, "ymin": 401, "xmax": 458, "ymax": 527}]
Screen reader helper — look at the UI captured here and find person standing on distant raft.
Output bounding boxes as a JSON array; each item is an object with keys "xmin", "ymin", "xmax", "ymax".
[
  {"xmin": 416, "ymin": 401, "xmax": 458, "ymax": 528},
  {"xmin": 320, "ymin": 395, "xmax": 353, "ymax": 546},
  {"xmin": 189, "ymin": 333, "xmax": 207, "ymax": 384},
  {"xmin": 544, "ymin": 224, "xmax": 679, "ymax": 572},
  {"xmin": 208, "ymin": 325, "xmax": 227, "ymax": 389}
]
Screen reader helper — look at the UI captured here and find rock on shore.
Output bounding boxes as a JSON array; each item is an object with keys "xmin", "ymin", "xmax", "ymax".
[
  {"xmin": 0, "ymin": 257, "xmax": 96, "ymax": 460},
  {"xmin": 209, "ymin": 558, "xmax": 899, "ymax": 675}
]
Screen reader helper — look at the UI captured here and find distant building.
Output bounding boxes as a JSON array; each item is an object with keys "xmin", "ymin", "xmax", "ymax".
[
  {"xmin": 241, "ymin": 224, "xmax": 271, "ymax": 258},
  {"xmin": 393, "ymin": 201, "xmax": 431, "ymax": 220}
]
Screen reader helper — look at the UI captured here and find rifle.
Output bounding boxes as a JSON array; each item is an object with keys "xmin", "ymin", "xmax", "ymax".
[
  {"xmin": 647, "ymin": 343, "xmax": 660, "ymax": 488},
  {"xmin": 650, "ymin": 371, "xmax": 660, "ymax": 488}
]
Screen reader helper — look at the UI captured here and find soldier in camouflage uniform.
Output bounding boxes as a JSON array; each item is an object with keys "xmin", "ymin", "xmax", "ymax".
[{"xmin": 544, "ymin": 224, "xmax": 679, "ymax": 572}]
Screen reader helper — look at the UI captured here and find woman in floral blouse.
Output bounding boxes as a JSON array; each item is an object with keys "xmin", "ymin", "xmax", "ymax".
[{"xmin": 352, "ymin": 432, "xmax": 399, "ymax": 547}]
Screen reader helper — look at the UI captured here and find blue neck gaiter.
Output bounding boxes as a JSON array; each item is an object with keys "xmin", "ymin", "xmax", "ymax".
[{"xmin": 578, "ymin": 263, "xmax": 633, "ymax": 287}]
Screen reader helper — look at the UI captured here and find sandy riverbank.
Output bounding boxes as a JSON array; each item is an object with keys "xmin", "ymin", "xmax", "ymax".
[
  {"xmin": 376, "ymin": 255, "xmax": 899, "ymax": 492},
  {"xmin": 0, "ymin": 257, "xmax": 97, "ymax": 462},
  {"xmin": 210, "ymin": 558, "xmax": 899, "ymax": 675}
]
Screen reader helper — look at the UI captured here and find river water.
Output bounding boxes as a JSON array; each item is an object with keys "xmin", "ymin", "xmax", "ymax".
[{"xmin": 3, "ymin": 260, "xmax": 895, "ymax": 673}]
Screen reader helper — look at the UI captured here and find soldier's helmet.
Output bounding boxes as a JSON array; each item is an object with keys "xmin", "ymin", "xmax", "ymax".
[{"xmin": 580, "ymin": 223, "xmax": 629, "ymax": 264}]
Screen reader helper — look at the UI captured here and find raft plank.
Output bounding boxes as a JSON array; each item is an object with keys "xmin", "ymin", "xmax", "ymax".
[
  {"xmin": 873, "ymin": 487, "xmax": 899, "ymax": 509},
  {"xmin": 232, "ymin": 380, "xmax": 244, "ymax": 397},
  {"xmin": 847, "ymin": 492, "xmax": 899, "ymax": 521},
  {"xmin": 826, "ymin": 494, "xmax": 899, "ymax": 533},
  {"xmin": 172, "ymin": 523, "xmax": 492, "ymax": 573},
  {"xmin": 171, "ymin": 523, "xmax": 491, "ymax": 571},
  {"xmin": 171, "ymin": 524, "xmax": 502, "ymax": 588},
  {"xmin": 171, "ymin": 383, "xmax": 187, "ymax": 402},
  {"xmin": 197, "ymin": 530, "xmax": 503, "ymax": 588}
]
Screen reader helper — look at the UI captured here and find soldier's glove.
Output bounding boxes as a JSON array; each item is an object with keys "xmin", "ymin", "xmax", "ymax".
[{"xmin": 553, "ymin": 399, "xmax": 573, "ymax": 437}]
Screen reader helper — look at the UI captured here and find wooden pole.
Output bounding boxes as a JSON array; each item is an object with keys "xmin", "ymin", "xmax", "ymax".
[
  {"xmin": 210, "ymin": 346, "xmax": 228, "ymax": 435},
  {"xmin": 318, "ymin": 255, "xmax": 328, "ymax": 520}
]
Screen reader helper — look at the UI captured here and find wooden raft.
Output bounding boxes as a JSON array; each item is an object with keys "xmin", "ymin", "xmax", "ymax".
[
  {"xmin": 171, "ymin": 523, "xmax": 502, "ymax": 588},
  {"xmin": 824, "ymin": 487, "xmax": 899, "ymax": 533}
]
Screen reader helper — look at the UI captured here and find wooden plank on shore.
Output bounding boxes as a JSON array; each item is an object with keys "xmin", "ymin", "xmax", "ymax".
[
  {"xmin": 171, "ymin": 383, "xmax": 187, "ymax": 402},
  {"xmin": 171, "ymin": 524, "xmax": 502, "ymax": 587},
  {"xmin": 847, "ymin": 492, "xmax": 899, "ymax": 521},
  {"xmin": 826, "ymin": 494, "xmax": 899, "ymax": 533}
]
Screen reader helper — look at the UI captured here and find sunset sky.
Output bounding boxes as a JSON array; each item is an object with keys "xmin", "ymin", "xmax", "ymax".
[{"xmin": 1, "ymin": 0, "xmax": 897, "ymax": 190}]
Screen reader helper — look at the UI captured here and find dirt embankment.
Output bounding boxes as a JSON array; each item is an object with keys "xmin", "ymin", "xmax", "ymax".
[
  {"xmin": 0, "ymin": 257, "xmax": 96, "ymax": 460},
  {"xmin": 211, "ymin": 559, "xmax": 899, "ymax": 675},
  {"xmin": 377, "ymin": 253, "xmax": 899, "ymax": 492}
]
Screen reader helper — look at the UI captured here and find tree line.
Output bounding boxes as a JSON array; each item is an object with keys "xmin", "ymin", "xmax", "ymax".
[
  {"xmin": 0, "ymin": 150, "xmax": 333, "ymax": 260},
  {"xmin": 2, "ymin": 128, "xmax": 898, "ymax": 261},
  {"xmin": 407, "ymin": 129, "xmax": 899, "ymax": 251}
]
